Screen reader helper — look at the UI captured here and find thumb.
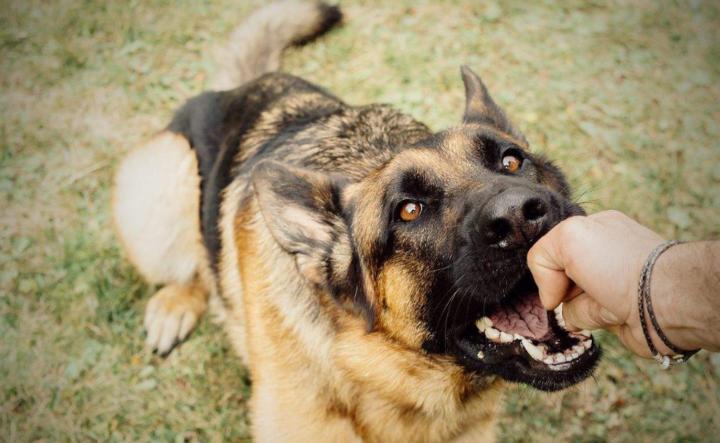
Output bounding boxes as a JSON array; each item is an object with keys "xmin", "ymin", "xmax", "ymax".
[{"xmin": 563, "ymin": 293, "xmax": 621, "ymax": 331}]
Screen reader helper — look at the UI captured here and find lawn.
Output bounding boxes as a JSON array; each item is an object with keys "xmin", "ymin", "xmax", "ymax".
[{"xmin": 1, "ymin": 0, "xmax": 719, "ymax": 441}]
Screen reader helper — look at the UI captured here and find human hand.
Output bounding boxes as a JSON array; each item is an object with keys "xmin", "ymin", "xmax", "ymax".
[{"xmin": 526, "ymin": 210, "xmax": 667, "ymax": 357}]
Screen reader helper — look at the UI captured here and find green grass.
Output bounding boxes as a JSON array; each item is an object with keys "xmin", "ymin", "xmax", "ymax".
[{"xmin": 1, "ymin": 0, "xmax": 718, "ymax": 441}]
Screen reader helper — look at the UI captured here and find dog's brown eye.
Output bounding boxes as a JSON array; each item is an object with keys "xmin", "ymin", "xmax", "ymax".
[
  {"xmin": 502, "ymin": 154, "xmax": 522, "ymax": 173},
  {"xmin": 399, "ymin": 201, "xmax": 423, "ymax": 222}
]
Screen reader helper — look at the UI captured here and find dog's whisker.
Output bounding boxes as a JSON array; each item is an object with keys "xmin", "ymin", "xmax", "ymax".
[{"xmin": 112, "ymin": 0, "xmax": 603, "ymax": 437}]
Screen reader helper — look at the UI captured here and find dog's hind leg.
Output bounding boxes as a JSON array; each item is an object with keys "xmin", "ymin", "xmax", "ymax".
[{"xmin": 113, "ymin": 131, "xmax": 210, "ymax": 355}]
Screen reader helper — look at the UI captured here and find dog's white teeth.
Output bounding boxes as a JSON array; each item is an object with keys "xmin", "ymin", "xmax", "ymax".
[
  {"xmin": 479, "ymin": 323, "xmax": 524, "ymax": 345},
  {"xmin": 476, "ymin": 314, "xmax": 594, "ymax": 367},
  {"xmin": 475, "ymin": 317, "xmax": 493, "ymax": 332},
  {"xmin": 554, "ymin": 303, "xmax": 568, "ymax": 329},
  {"xmin": 549, "ymin": 362, "xmax": 572, "ymax": 371},
  {"xmin": 499, "ymin": 332, "xmax": 514, "ymax": 343},
  {"xmin": 531, "ymin": 336, "xmax": 594, "ymax": 367},
  {"xmin": 485, "ymin": 327, "xmax": 500, "ymax": 340},
  {"xmin": 521, "ymin": 339, "xmax": 546, "ymax": 361}
]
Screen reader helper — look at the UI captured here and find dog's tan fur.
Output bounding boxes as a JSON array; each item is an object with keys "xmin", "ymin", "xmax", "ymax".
[
  {"xmin": 114, "ymin": 131, "xmax": 505, "ymax": 441},
  {"xmin": 229, "ymin": 196, "xmax": 504, "ymax": 442},
  {"xmin": 112, "ymin": 2, "xmax": 591, "ymax": 441},
  {"xmin": 113, "ymin": 132, "xmax": 212, "ymax": 354},
  {"xmin": 112, "ymin": 132, "xmax": 205, "ymax": 286},
  {"xmin": 211, "ymin": 0, "xmax": 341, "ymax": 90}
]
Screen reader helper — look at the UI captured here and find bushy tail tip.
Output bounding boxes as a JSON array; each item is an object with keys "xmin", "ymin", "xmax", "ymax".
[{"xmin": 211, "ymin": 1, "xmax": 342, "ymax": 90}]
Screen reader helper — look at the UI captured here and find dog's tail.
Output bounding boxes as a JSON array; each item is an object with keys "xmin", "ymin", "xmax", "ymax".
[{"xmin": 211, "ymin": 1, "xmax": 342, "ymax": 90}]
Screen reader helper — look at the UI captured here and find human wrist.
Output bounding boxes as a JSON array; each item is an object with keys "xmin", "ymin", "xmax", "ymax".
[{"xmin": 651, "ymin": 241, "xmax": 720, "ymax": 353}]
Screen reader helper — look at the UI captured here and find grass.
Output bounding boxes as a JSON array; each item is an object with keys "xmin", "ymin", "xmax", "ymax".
[{"xmin": 1, "ymin": 0, "xmax": 718, "ymax": 441}]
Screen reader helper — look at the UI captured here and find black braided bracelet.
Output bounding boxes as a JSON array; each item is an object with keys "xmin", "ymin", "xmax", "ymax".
[{"xmin": 638, "ymin": 240, "xmax": 699, "ymax": 369}]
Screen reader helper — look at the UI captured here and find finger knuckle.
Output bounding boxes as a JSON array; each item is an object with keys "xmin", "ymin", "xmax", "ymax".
[
  {"xmin": 598, "ymin": 209, "xmax": 625, "ymax": 221},
  {"xmin": 558, "ymin": 217, "xmax": 590, "ymax": 263},
  {"xmin": 558, "ymin": 216, "xmax": 585, "ymax": 243}
]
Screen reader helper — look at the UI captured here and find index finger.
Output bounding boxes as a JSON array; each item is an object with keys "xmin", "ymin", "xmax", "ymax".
[{"xmin": 527, "ymin": 222, "xmax": 571, "ymax": 310}]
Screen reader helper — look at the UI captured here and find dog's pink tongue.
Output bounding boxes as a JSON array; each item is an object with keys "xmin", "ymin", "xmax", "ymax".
[{"xmin": 489, "ymin": 292, "xmax": 550, "ymax": 340}]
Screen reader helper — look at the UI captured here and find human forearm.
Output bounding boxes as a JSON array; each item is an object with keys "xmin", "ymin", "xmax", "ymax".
[{"xmin": 653, "ymin": 241, "xmax": 720, "ymax": 353}]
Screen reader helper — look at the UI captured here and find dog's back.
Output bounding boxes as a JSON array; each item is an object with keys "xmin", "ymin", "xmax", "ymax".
[
  {"xmin": 112, "ymin": 1, "xmax": 345, "ymax": 356},
  {"xmin": 113, "ymin": 3, "xmax": 571, "ymax": 441}
]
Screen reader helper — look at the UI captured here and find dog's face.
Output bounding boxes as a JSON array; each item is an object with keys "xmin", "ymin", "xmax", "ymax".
[{"xmin": 252, "ymin": 67, "xmax": 599, "ymax": 392}]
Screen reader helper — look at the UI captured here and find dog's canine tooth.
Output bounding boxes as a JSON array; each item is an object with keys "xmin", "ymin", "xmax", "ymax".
[
  {"xmin": 582, "ymin": 340, "xmax": 592, "ymax": 349},
  {"xmin": 109, "ymin": 0, "xmax": 607, "ymax": 433},
  {"xmin": 578, "ymin": 330, "xmax": 591, "ymax": 337},
  {"xmin": 521, "ymin": 339, "xmax": 545, "ymax": 361}
]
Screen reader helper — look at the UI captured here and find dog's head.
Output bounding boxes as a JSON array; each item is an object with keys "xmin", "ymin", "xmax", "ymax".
[{"xmin": 251, "ymin": 67, "xmax": 599, "ymax": 392}]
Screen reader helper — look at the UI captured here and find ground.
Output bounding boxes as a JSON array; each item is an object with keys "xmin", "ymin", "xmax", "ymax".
[{"xmin": 1, "ymin": 0, "xmax": 719, "ymax": 441}]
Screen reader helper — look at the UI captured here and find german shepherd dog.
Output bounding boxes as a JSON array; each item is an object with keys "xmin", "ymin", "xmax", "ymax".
[{"xmin": 113, "ymin": 1, "xmax": 600, "ymax": 441}]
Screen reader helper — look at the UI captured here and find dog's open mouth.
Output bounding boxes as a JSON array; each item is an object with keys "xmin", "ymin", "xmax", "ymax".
[{"xmin": 453, "ymin": 274, "xmax": 600, "ymax": 391}]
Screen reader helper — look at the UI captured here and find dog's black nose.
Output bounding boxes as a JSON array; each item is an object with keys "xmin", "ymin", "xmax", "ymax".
[{"xmin": 479, "ymin": 187, "xmax": 550, "ymax": 249}]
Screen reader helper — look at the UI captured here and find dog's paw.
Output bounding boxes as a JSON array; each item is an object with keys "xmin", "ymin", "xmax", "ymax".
[{"xmin": 144, "ymin": 283, "xmax": 207, "ymax": 356}]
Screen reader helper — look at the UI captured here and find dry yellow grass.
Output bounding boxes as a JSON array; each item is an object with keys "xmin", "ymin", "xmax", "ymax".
[{"xmin": 1, "ymin": 0, "xmax": 718, "ymax": 441}]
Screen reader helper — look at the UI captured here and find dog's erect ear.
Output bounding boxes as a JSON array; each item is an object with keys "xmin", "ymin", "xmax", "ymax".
[
  {"xmin": 251, "ymin": 160, "xmax": 353, "ymax": 289},
  {"xmin": 461, "ymin": 65, "xmax": 527, "ymax": 144}
]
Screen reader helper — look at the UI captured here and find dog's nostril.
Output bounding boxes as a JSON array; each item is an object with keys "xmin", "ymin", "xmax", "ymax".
[
  {"xmin": 522, "ymin": 198, "xmax": 547, "ymax": 222},
  {"xmin": 485, "ymin": 218, "xmax": 512, "ymax": 244}
]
